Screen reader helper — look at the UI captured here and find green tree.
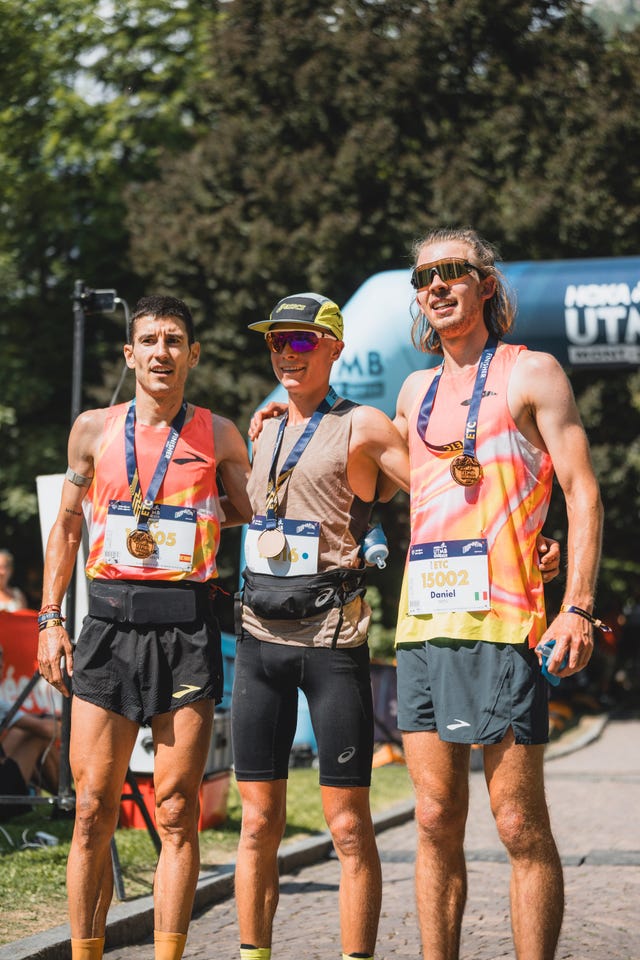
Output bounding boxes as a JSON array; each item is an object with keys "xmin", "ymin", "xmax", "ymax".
[{"xmin": 0, "ymin": 0, "xmax": 219, "ymax": 585}]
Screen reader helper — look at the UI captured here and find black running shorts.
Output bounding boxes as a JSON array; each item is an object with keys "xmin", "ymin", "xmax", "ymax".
[
  {"xmin": 73, "ymin": 589, "xmax": 223, "ymax": 725},
  {"xmin": 231, "ymin": 630, "xmax": 374, "ymax": 787},
  {"xmin": 396, "ymin": 638, "xmax": 549, "ymax": 745}
]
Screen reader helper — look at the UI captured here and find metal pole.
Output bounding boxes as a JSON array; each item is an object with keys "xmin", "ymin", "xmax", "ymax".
[
  {"xmin": 71, "ymin": 280, "xmax": 86, "ymax": 424},
  {"xmin": 55, "ymin": 281, "xmax": 88, "ymax": 809}
]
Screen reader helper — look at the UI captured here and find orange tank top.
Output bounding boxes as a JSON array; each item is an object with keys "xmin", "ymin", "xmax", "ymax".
[
  {"xmin": 84, "ymin": 403, "xmax": 221, "ymax": 582},
  {"xmin": 395, "ymin": 342, "xmax": 554, "ymax": 648}
]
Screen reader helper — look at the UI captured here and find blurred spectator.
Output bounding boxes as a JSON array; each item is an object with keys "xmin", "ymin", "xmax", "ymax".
[
  {"xmin": 616, "ymin": 599, "xmax": 640, "ymax": 697},
  {"xmin": 580, "ymin": 598, "xmax": 624, "ymax": 705},
  {"xmin": 0, "ymin": 549, "xmax": 27, "ymax": 612},
  {"xmin": 23, "ymin": 563, "xmax": 43, "ymax": 612},
  {"xmin": 0, "ymin": 644, "xmax": 60, "ymax": 820}
]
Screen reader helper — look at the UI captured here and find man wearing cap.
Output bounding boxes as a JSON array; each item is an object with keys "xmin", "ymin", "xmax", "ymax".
[
  {"xmin": 37, "ymin": 296, "xmax": 252, "ymax": 960},
  {"xmin": 231, "ymin": 292, "xmax": 410, "ymax": 960}
]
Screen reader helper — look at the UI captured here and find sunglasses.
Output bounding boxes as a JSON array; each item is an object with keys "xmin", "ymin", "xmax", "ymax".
[
  {"xmin": 265, "ymin": 330, "xmax": 333, "ymax": 353},
  {"xmin": 411, "ymin": 258, "xmax": 487, "ymax": 291}
]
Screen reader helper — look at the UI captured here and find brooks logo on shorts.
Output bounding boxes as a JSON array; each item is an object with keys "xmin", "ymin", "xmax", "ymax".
[
  {"xmin": 446, "ymin": 718, "xmax": 471, "ymax": 730},
  {"xmin": 172, "ymin": 683, "xmax": 202, "ymax": 699}
]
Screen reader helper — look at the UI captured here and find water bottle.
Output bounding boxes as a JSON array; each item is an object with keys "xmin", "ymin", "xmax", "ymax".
[
  {"xmin": 537, "ymin": 639, "xmax": 568, "ymax": 687},
  {"xmin": 361, "ymin": 524, "xmax": 389, "ymax": 569}
]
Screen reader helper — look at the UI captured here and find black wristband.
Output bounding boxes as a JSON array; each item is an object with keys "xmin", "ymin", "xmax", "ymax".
[{"xmin": 560, "ymin": 603, "xmax": 612, "ymax": 633}]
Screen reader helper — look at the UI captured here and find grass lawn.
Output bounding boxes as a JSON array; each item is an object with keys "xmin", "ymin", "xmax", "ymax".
[{"xmin": 0, "ymin": 761, "xmax": 414, "ymax": 946}]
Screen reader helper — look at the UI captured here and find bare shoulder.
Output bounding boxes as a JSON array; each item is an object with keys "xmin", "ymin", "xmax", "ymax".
[
  {"xmin": 513, "ymin": 347, "xmax": 565, "ymax": 380},
  {"xmin": 509, "ymin": 348, "xmax": 583, "ymax": 450},
  {"xmin": 349, "ymin": 403, "xmax": 405, "ymax": 450},
  {"xmin": 396, "ymin": 367, "xmax": 433, "ymax": 417},
  {"xmin": 350, "ymin": 404, "xmax": 394, "ymax": 431},
  {"xmin": 511, "ymin": 348, "xmax": 574, "ymax": 406},
  {"xmin": 64, "ymin": 406, "xmax": 110, "ymax": 480},
  {"xmin": 70, "ymin": 407, "xmax": 110, "ymax": 457}
]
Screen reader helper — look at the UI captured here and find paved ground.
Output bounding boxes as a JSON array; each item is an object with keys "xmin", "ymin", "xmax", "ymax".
[{"xmin": 5, "ymin": 715, "xmax": 639, "ymax": 960}]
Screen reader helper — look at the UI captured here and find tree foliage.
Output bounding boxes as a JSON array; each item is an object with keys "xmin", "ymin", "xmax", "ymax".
[{"xmin": 0, "ymin": 0, "xmax": 218, "ymax": 582}]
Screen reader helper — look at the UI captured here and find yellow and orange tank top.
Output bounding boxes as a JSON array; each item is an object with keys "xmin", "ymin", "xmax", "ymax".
[
  {"xmin": 395, "ymin": 342, "xmax": 554, "ymax": 648},
  {"xmin": 84, "ymin": 403, "xmax": 221, "ymax": 582}
]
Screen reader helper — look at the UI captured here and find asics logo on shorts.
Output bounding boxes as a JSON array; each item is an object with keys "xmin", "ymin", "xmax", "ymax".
[
  {"xmin": 446, "ymin": 718, "xmax": 471, "ymax": 730},
  {"xmin": 172, "ymin": 683, "xmax": 202, "ymax": 699},
  {"xmin": 337, "ymin": 746, "xmax": 356, "ymax": 763}
]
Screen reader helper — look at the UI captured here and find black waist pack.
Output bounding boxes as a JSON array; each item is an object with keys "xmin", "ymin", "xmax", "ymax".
[
  {"xmin": 88, "ymin": 579, "xmax": 207, "ymax": 625},
  {"xmin": 240, "ymin": 567, "xmax": 366, "ymax": 621}
]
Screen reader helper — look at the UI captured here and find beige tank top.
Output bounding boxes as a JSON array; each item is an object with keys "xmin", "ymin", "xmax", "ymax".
[{"xmin": 242, "ymin": 400, "xmax": 373, "ymax": 648}]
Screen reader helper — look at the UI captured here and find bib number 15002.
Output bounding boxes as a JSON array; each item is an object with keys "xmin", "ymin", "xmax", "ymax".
[{"xmin": 421, "ymin": 567, "xmax": 469, "ymax": 589}]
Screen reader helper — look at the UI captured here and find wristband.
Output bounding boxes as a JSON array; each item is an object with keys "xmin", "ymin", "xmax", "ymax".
[
  {"xmin": 37, "ymin": 610, "xmax": 66, "ymax": 629},
  {"xmin": 560, "ymin": 604, "xmax": 612, "ymax": 633},
  {"xmin": 39, "ymin": 604, "xmax": 62, "ymax": 615},
  {"xmin": 38, "ymin": 618, "xmax": 64, "ymax": 631}
]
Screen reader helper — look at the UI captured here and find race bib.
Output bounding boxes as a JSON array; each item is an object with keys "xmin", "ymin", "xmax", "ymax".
[
  {"xmin": 407, "ymin": 538, "xmax": 490, "ymax": 615},
  {"xmin": 104, "ymin": 500, "xmax": 197, "ymax": 572},
  {"xmin": 244, "ymin": 515, "xmax": 320, "ymax": 576}
]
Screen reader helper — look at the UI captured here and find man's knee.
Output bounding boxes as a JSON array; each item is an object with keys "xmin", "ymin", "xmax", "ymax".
[
  {"xmin": 154, "ymin": 788, "xmax": 198, "ymax": 837},
  {"xmin": 494, "ymin": 799, "xmax": 553, "ymax": 857},
  {"xmin": 73, "ymin": 787, "xmax": 121, "ymax": 843},
  {"xmin": 415, "ymin": 793, "xmax": 467, "ymax": 845},
  {"xmin": 240, "ymin": 800, "xmax": 286, "ymax": 850},
  {"xmin": 326, "ymin": 805, "xmax": 374, "ymax": 859}
]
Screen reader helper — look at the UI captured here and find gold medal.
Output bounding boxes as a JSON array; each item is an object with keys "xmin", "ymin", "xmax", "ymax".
[
  {"xmin": 127, "ymin": 529, "xmax": 156, "ymax": 559},
  {"xmin": 450, "ymin": 454, "xmax": 483, "ymax": 487},
  {"xmin": 258, "ymin": 527, "xmax": 287, "ymax": 559}
]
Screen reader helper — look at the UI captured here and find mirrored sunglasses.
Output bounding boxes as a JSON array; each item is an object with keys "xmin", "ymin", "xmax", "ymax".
[
  {"xmin": 265, "ymin": 330, "xmax": 332, "ymax": 353},
  {"xmin": 411, "ymin": 258, "xmax": 486, "ymax": 291}
]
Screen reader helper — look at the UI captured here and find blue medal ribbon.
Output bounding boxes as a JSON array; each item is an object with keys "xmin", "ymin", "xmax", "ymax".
[
  {"xmin": 264, "ymin": 387, "xmax": 338, "ymax": 531},
  {"xmin": 416, "ymin": 336, "xmax": 498, "ymax": 464},
  {"xmin": 124, "ymin": 399, "xmax": 188, "ymax": 534}
]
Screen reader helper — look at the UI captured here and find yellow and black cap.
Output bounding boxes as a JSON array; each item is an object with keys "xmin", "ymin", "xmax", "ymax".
[{"xmin": 248, "ymin": 292, "xmax": 343, "ymax": 340}]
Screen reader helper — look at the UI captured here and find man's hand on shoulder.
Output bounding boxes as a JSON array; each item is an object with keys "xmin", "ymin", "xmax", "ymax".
[{"xmin": 248, "ymin": 401, "xmax": 288, "ymax": 443}]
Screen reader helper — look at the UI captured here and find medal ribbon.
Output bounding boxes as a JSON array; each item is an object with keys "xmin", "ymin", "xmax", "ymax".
[
  {"xmin": 416, "ymin": 336, "xmax": 498, "ymax": 460},
  {"xmin": 124, "ymin": 399, "xmax": 188, "ymax": 534},
  {"xmin": 264, "ymin": 387, "xmax": 338, "ymax": 531}
]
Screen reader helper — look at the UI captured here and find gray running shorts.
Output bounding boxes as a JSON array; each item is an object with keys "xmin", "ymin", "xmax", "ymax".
[{"xmin": 396, "ymin": 638, "xmax": 549, "ymax": 745}]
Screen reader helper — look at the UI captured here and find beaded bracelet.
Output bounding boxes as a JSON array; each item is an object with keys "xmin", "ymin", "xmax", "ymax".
[{"xmin": 560, "ymin": 603, "xmax": 612, "ymax": 634}]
